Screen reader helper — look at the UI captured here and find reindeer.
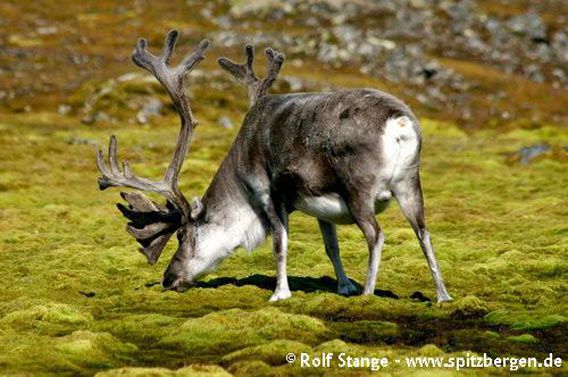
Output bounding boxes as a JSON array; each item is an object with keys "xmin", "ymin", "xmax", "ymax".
[{"xmin": 96, "ymin": 30, "xmax": 452, "ymax": 302}]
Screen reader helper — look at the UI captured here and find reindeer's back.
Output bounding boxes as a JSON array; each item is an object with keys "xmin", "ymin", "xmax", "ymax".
[{"xmin": 233, "ymin": 89, "xmax": 420, "ymax": 203}]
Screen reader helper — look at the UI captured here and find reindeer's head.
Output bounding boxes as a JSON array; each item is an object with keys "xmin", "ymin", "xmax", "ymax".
[
  {"xmin": 96, "ymin": 31, "xmax": 284, "ymax": 292},
  {"xmin": 160, "ymin": 199, "xmax": 210, "ymax": 292},
  {"xmin": 96, "ymin": 30, "xmax": 209, "ymax": 289}
]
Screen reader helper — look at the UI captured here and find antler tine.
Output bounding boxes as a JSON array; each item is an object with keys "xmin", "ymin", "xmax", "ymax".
[
  {"xmin": 180, "ymin": 39, "xmax": 210, "ymax": 74},
  {"xmin": 97, "ymin": 30, "xmax": 210, "ymax": 223},
  {"xmin": 97, "ymin": 137, "xmax": 166, "ymax": 194},
  {"xmin": 244, "ymin": 44, "xmax": 256, "ymax": 82},
  {"xmin": 258, "ymin": 47, "xmax": 284, "ymax": 98},
  {"xmin": 218, "ymin": 44, "xmax": 285, "ymax": 106},
  {"xmin": 108, "ymin": 135, "xmax": 120, "ymax": 173},
  {"xmin": 132, "ymin": 30, "xmax": 209, "ymax": 117},
  {"xmin": 97, "ymin": 134, "xmax": 192, "ymax": 222},
  {"xmin": 117, "ymin": 192, "xmax": 182, "ymax": 265},
  {"xmin": 132, "ymin": 38, "xmax": 158, "ymax": 74},
  {"xmin": 217, "ymin": 44, "xmax": 255, "ymax": 83},
  {"xmin": 265, "ymin": 48, "xmax": 285, "ymax": 72},
  {"xmin": 162, "ymin": 29, "xmax": 179, "ymax": 66}
]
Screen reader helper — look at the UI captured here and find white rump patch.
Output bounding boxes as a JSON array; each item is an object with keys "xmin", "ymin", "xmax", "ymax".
[
  {"xmin": 382, "ymin": 116, "xmax": 419, "ymax": 185},
  {"xmin": 293, "ymin": 117, "xmax": 418, "ymax": 225}
]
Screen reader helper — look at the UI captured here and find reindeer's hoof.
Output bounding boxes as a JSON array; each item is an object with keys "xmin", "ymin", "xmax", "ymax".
[
  {"xmin": 269, "ymin": 289, "xmax": 292, "ymax": 302},
  {"xmin": 437, "ymin": 294, "xmax": 453, "ymax": 303},
  {"xmin": 338, "ymin": 280, "xmax": 359, "ymax": 296}
]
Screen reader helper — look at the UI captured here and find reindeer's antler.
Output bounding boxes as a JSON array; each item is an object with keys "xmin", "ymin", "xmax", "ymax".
[
  {"xmin": 96, "ymin": 30, "xmax": 209, "ymax": 263},
  {"xmin": 218, "ymin": 45, "xmax": 284, "ymax": 106},
  {"xmin": 117, "ymin": 192, "xmax": 182, "ymax": 264}
]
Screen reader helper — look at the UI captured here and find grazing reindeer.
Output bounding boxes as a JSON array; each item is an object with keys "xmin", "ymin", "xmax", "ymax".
[{"xmin": 96, "ymin": 30, "xmax": 452, "ymax": 302}]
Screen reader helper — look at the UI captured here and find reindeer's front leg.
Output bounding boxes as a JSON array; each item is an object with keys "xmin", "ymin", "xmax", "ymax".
[
  {"xmin": 266, "ymin": 201, "xmax": 291, "ymax": 301},
  {"xmin": 318, "ymin": 219, "xmax": 359, "ymax": 296}
]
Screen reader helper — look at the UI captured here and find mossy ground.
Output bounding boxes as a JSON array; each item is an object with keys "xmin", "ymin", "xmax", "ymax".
[
  {"xmin": 1, "ymin": 107, "xmax": 566, "ymax": 376},
  {"xmin": 1, "ymin": 1, "xmax": 567, "ymax": 375}
]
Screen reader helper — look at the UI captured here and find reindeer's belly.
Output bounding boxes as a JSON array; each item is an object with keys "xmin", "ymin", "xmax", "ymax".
[{"xmin": 294, "ymin": 192, "xmax": 391, "ymax": 225}]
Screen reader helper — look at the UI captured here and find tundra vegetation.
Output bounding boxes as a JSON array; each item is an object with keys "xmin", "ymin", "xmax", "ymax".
[{"xmin": 0, "ymin": 0, "xmax": 567, "ymax": 376}]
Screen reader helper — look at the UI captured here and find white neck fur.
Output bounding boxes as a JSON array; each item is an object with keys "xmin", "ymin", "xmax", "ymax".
[{"xmin": 192, "ymin": 197, "xmax": 268, "ymax": 274}]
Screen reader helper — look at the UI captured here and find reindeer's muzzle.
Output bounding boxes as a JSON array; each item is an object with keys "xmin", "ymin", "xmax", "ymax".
[
  {"xmin": 162, "ymin": 272, "xmax": 178, "ymax": 291},
  {"xmin": 162, "ymin": 273, "xmax": 194, "ymax": 292}
]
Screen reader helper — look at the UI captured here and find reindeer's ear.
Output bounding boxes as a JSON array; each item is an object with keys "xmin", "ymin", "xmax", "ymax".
[{"xmin": 190, "ymin": 197, "xmax": 205, "ymax": 221}]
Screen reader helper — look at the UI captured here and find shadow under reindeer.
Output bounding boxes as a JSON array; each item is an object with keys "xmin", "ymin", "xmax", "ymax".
[{"xmin": 195, "ymin": 274, "xmax": 410, "ymax": 300}]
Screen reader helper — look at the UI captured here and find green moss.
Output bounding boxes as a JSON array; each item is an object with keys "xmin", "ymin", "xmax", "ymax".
[
  {"xmin": 161, "ymin": 308, "xmax": 327, "ymax": 355},
  {"xmin": 95, "ymin": 365, "xmax": 231, "ymax": 377},
  {"xmin": 226, "ymin": 360, "xmax": 272, "ymax": 377},
  {"xmin": 221, "ymin": 340, "xmax": 309, "ymax": 366},
  {"xmin": 418, "ymin": 344, "xmax": 445, "ymax": 357},
  {"xmin": 0, "ymin": 303, "xmax": 93, "ymax": 336},
  {"xmin": 507, "ymin": 334, "xmax": 539, "ymax": 344},
  {"xmin": 485, "ymin": 310, "xmax": 567, "ymax": 330},
  {"xmin": 482, "ymin": 331, "xmax": 500, "ymax": 339},
  {"xmin": 449, "ymin": 296, "xmax": 490, "ymax": 319},
  {"xmin": 1, "ymin": 15, "xmax": 567, "ymax": 374},
  {"xmin": 332, "ymin": 320, "xmax": 400, "ymax": 344},
  {"xmin": 0, "ymin": 330, "xmax": 136, "ymax": 376},
  {"xmin": 55, "ymin": 331, "xmax": 137, "ymax": 368}
]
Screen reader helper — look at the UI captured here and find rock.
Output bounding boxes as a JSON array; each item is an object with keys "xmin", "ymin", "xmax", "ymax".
[
  {"xmin": 7, "ymin": 34, "xmax": 43, "ymax": 47},
  {"xmin": 462, "ymin": 30, "xmax": 489, "ymax": 54},
  {"xmin": 281, "ymin": 76, "xmax": 306, "ymax": 92},
  {"xmin": 81, "ymin": 111, "xmax": 112, "ymax": 125},
  {"xmin": 68, "ymin": 137, "xmax": 98, "ymax": 146},
  {"xmin": 317, "ymin": 43, "xmax": 348, "ymax": 65},
  {"xmin": 506, "ymin": 12, "xmax": 547, "ymax": 40},
  {"xmin": 421, "ymin": 65, "xmax": 438, "ymax": 80},
  {"xmin": 212, "ymin": 15, "xmax": 233, "ymax": 29},
  {"xmin": 136, "ymin": 98, "xmax": 162, "ymax": 124},
  {"xmin": 524, "ymin": 64, "xmax": 544, "ymax": 83},
  {"xmin": 529, "ymin": 43, "xmax": 551, "ymax": 63},
  {"xmin": 507, "ymin": 144, "xmax": 551, "ymax": 165},
  {"xmin": 230, "ymin": 0, "xmax": 294, "ymax": 19},
  {"xmin": 149, "ymin": 0, "xmax": 568, "ymax": 113},
  {"xmin": 58, "ymin": 104, "xmax": 71, "ymax": 115},
  {"xmin": 81, "ymin": 115, "xmax": 94, "ymax": 125},
  {"xmin": 36, "ymin": 26, "xmax": 58, "ymax": 35},
  {"xmin": 200, "ymin": 7, "xmax": 213, "ymax": 19},
  {"xmin": 217, "ymin": 116, "xmax": 234, "ymax": 129},
  {"xmin": 441, "ymin": 0, "xmax": 474, "ymax": 24},
  {"xmin": 368, "ymin": 37, "xmax": 396, "ymax": 51},
  {"xmin": 9, "ymin": 103, "xmax": 32, "ymax": 113},
  {"xmin": 552, "ymin": 31, "xmax": 568, "ymax": 62},
  {"xmin": 332, "ymin": 25, "xmax": 362, "ymax": 47},
  {"xmin": 410, "ymin": 0, "xmax": 427, "ymax": 9},
  {"xmin": 275, "ymin": 76, "xmax": 320, "ymax": 93},
  {"xmin": 304, "ymin": 17, "xmax": 320, "ymax": 28},
  {"xmin": 552, "ymin": 68, "xmax": 566, "ymax": 82}
]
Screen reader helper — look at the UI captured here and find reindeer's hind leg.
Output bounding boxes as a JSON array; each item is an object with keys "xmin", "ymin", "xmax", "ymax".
[
  {"xmin": 318, "ymin": 219, "xmax": 359, "ymax": 296},
  {"xmin": 392, "ymin": 175, "xmax": 452, "ymax": 303},
  {"xmin": 342, "ymin": 192, "xmax": 385, "ymax": 296}
]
